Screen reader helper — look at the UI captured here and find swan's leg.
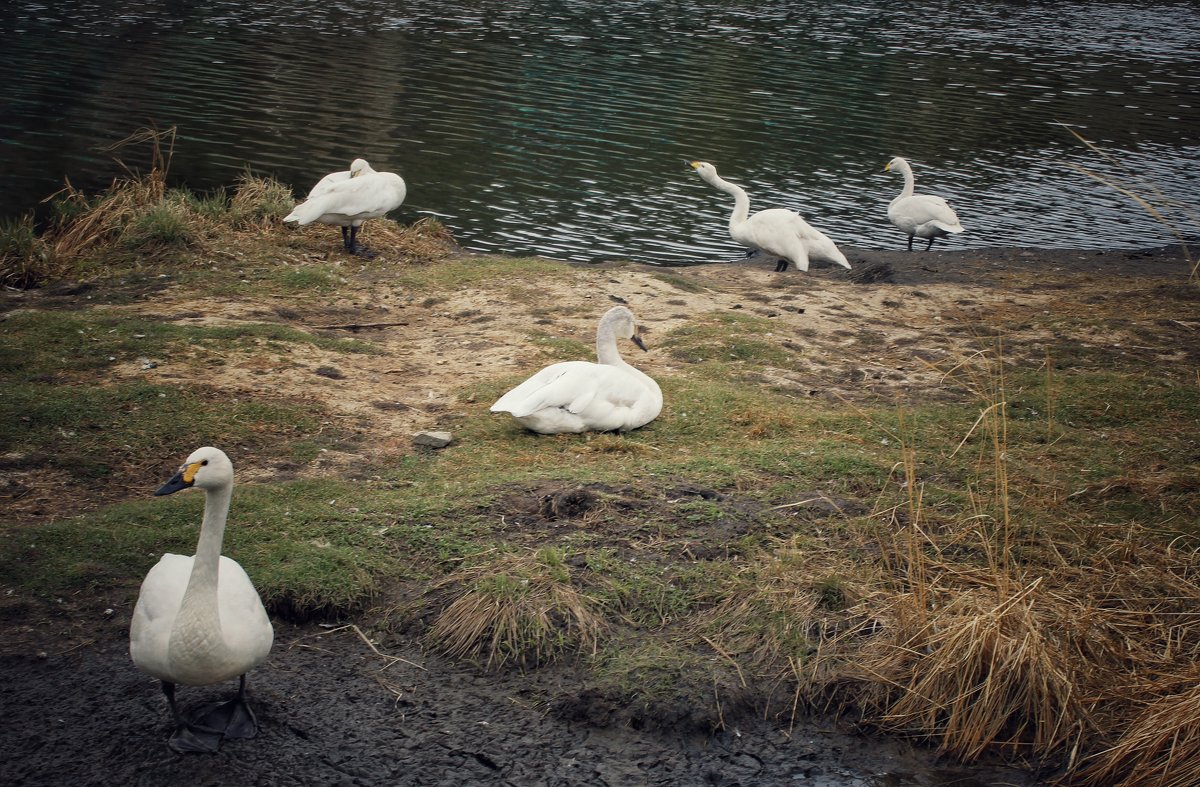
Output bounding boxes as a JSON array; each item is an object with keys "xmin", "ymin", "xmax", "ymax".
[
  {"xmin": 346, "ymin": 225, "xmax": 378, "ymax": 259},
  {"xmin": 162, "ymin": 681, "xmax": 223, "ymax": 754},
  {"xmin": 774, "ymin": 259, "xmax": 788, "ymax": 272},
  {"xmin": 925, "ymin": 237, "xmax": 936, "ymax": 251},
  {"xmin": 194, "ymin": 674, "xmax": 261, "ymax": 740},
  {"xmin": 906, "ymin": 235, "xmax": 914, "ymax": 252},
  {"xmin": 340, "ymin": 226, "xmax": 352, "ymax": 250}
]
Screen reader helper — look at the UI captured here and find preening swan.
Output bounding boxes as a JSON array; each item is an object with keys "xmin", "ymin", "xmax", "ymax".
[
  {"xmin": 689, "ymin": 160, "xmax": 850, "ymax": 273},
  {"xmin": 884, "ymin": 157, "xmax": 964, "ymax": 251},
  {"xmin": 490, "ymin": 305, "xmax": 663, "ymax": 434},
  {"xmin": 284, "ymin": 158, "xmax": 407, "ymax": 257},
  {"xmin": 130, "ymin": 447, "xmax": 273, "ymax": 753}
]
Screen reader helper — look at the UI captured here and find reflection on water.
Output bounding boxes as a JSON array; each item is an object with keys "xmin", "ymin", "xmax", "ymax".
[{"xmin": 1, "ymin": 1, "xmax": 1198, "ymax": 263}]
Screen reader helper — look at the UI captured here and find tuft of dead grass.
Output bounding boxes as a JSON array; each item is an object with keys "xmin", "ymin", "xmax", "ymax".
[
  {"xmin": 845, "ymin": 582, "xmax": 1085, "ymax": 762},
  {"xmin": 46, "ymin": 126, "xmax": 177, "ymax": 261},
  {"xmin": 0, "ymin": 213, "xmax": 54, "ymax": 288},
  {"xmin": 1072, "ymin": 667, "xmax": 1200, "ymax": 787},
  {"xmin": 426, "ymin": 548, "xmax": 605, "ymax": 668},
  {"xmin": 228, "ymin": 171, "xmax": 296, "ymax": 231}
]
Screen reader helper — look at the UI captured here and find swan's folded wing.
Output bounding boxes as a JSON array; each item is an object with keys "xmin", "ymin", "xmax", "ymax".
[
  {"xmin": 897, "ymin": 195, "xmax": 961, "ymax": 229},
  {"xmin": 306, "ymin": 170, "xmax": 351, "ymax": 199},
  {"xmin": 491, "ymin": 362, "xmax": 590, "ymax": 416},
  {"xmin": 491, "ymin": 361, "xmax": 651, "ymax": 419}
]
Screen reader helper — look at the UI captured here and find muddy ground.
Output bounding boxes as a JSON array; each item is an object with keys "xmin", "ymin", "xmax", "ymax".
[{"xmin": 1, "ymin": 243, "xmax": 1195, "ymax": 786}]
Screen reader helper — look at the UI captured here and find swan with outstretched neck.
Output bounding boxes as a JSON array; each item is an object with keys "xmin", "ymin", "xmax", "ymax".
[
  {"xmin": 130, "ymin": 446, "xmax": 273, "ymax": 753},
  {"xmin": 689, "ymin": 160, "xmax": 850, "ymax": 273},
  {"xmin": 884, "ymin": 157, "xmax": 964, "ymax": 251},
  {"xmin": 490, "ymin": 306, "xmax": 662, "ymax": 434},
  {"xmin": 284, "ymin": 158, "xmax": 406, "ymax": 257}
]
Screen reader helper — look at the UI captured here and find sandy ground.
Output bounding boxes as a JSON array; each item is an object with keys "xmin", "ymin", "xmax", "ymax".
[{"xmin": 1, "ymin": 243, "xmax": 1195, "ymax": 785}]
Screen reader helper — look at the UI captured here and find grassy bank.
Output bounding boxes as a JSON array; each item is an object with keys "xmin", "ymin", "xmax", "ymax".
[{"xmin": 2, "ymin": 159, "xmax": 1199, "ymax": 785}]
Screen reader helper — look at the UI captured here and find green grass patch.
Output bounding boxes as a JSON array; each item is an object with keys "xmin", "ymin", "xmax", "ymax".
[{"xmin": 0, "ymin": 309, "xmax": 376, "ymax": 383}]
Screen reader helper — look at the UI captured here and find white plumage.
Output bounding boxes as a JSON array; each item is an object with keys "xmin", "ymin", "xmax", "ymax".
[
  {"xmin": 284, "ymin": 158, "xmax": 406, "ymax": 256},
  {"xmin": 884, "ymin": 157, "xmax": 964, "ymax": 251},
  {"xmin": 130, "ymin": 446, "xmax": 273, "ymax": 753},
  {"xmin": 689, "ymin": 160, "xmax": 850, "ymax": 273},
  {"xmin": 491, "ymin": 306, "xmax": 662, "ymax": 434}
]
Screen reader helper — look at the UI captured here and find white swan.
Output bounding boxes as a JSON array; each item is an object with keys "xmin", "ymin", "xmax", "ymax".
[
  {"xmin": 284, "ymin": 158, "xmax": 407, "ymax": 257},
  {"xmin": 490, "ymin": 306, "xmax": 663, "ymax": 434},
  {"xmin": 884, "ymin": 157, "xmax": 964, "ymax": 251},
  {"xmin": 689, "ymin": 160, "xmax": 850, "ymax": 273},
  {"xmin": 130, "ymin": 446, "xmax": 274, "ymax": 753}
]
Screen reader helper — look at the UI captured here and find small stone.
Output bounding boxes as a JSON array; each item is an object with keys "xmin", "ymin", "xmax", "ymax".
[{"xmin": 412, "ymin": 431, "xmax": 453, "ymax": 448}]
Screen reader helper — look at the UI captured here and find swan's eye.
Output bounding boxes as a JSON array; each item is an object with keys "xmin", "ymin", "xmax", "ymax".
[{"xmin": 201, "ymin": 460, "xmax": 209, "ymax": 466}]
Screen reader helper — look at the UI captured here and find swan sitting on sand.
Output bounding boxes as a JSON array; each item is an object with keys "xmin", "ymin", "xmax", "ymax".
[{"xmin": 491, "ymin": 306, "xmax": 662, "ymax": 434}]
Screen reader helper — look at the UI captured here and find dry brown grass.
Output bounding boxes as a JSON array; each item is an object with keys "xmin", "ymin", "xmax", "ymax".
[
  {"xmin": 426, "ymin": 548, "xmax": 605, "ymax": 668},
  {"xmin": 284, "ymin": 215, "xmax": 457, "ymax": 263},
  {"xmin": 0, "ymin": 213, "xmax": 54, "ymax": 288},
  {"xmin": 46, "ymin": 127, "xmax": 176, "ymax": 261},
  {"xmin": 228, "ymin": 171, "xmax": 296, "ymax": 232},
  {"xmin": 1073, "ymin": 667, "xmax": 1200, "ymax": 787},
  {"xmin": 849, "ymin": 584, "xmax": 1085, "ymax": 762}
]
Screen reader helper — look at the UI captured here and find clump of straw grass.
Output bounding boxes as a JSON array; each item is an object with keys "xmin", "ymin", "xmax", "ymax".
[
  {"xmin": 858, "ymin": 582, "xmax": 1085, "ymax": 762},
  {"xmin": 0, "ymin": 213, "xmax": 53, "ymax": 288},
  {"xmin": 46, "ymin": 126, "xmax": 177, "ymax": 261},
  {"xmin": 1073, "ymin": 668, "xmax": 1200, "ymax": 787},
  {"xmin": 426, "ymin": 547, "xmax": 604, "ymax": 668}
]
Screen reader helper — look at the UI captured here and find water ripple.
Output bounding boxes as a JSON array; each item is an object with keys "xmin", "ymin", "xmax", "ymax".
[{"xmin": 1, "ymin": 0, "xmax": 1198, "ymax": 262}]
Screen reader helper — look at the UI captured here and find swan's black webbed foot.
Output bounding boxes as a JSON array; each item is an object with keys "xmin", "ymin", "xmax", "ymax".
[
  {"xmin": 774, "ymin": 259, "xmax": 789, "ymax": 272},
  {"xmin": 194, "ymin": 675, "xmax": 260, "ymax": 740},
  {"xmin": 168, "ymin": 722, "xmax": 224, "ymax": 754},
  {"xmin": 162, "ymin": 681, "xmax": 224, "ymax": 754},
  {"xmin": 195, "ymin": 698, "xmax": 258, "ymax": 740}
]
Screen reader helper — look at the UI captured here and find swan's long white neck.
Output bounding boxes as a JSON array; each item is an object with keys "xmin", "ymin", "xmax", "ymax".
[
  {"xmin": 596, "ymin": 321, "xmax": 628, "ymax": 367},
  {"xmin": 171, "ymin": 483, "xmax": 232, "ymax": 667},
  {"xmin": 895, "ymin": 165, "xmax": 915, "ymax": 200},
  {"xmin": 701, "ymin": 169, "xmax": 751, "ymax": 231}
]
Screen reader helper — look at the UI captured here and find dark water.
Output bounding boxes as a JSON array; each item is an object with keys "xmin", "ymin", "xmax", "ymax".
[{"xmin": 1, "ymin": 1, "xmax": 1198, "ymax": 264}]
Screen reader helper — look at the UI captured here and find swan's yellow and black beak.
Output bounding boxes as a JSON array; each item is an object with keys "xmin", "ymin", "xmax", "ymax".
[
  {"xmin": 884, "ymin": 161, "xmax": 893, "ymax": 172},
  {"xmin": 689, "ymin": 160, "xmax": 702, "ymax": 170},
  {"xmin": 632, "ymin": 330, "xmax": 648, "ymax": 352},
  {"xmin": 154, "ymin": 461, "xmax": 200, "ymax": 496}
]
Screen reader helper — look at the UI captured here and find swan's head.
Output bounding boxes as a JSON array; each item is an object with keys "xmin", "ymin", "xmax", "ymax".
[
  {"xmin": 689, "ymin": 160, "xmax": 718, "ymax": 182},
  {"xmin": 884, "ymin": 157, "xmax": 911, "ymax": 175},
  {"xmin": 601, "ymin": 305, "xmax": 648, "ymax": 351},
  {"xmin": 348, "ymin": 158, "xmax": 372, "ymax": 178},
  {"xmin": 155, "ymin": 446, "xmax": 234, "ymax": 496}
]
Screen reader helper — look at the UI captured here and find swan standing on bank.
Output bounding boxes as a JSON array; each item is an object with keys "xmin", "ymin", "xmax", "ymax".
[
  {"xmin": 884, "ymin": 157, "xmax": 964, "ymax": 251},
  {"xmin": 491, "ymin": 306, "xmax": 663, "ymax": 434},
  {"xmin": 284, "ymin": 158, "xmax": 407, "ymax": 257},
  {"xmin": 689, "ymin": 160, "xmax": 851, "ymax": 273},
  {"xmin": 130, "ymin": 447, "xmax": 274, "ymax": 753}
]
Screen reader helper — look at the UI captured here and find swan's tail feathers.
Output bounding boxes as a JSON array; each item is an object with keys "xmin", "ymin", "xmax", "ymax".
[
  {"xmin": 283, "ymin": 197, "xmax": 333, "ymax": 226},
  {"xmin": 282, "ymin": 204, "xmax": 313, "ymax": 226}
]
